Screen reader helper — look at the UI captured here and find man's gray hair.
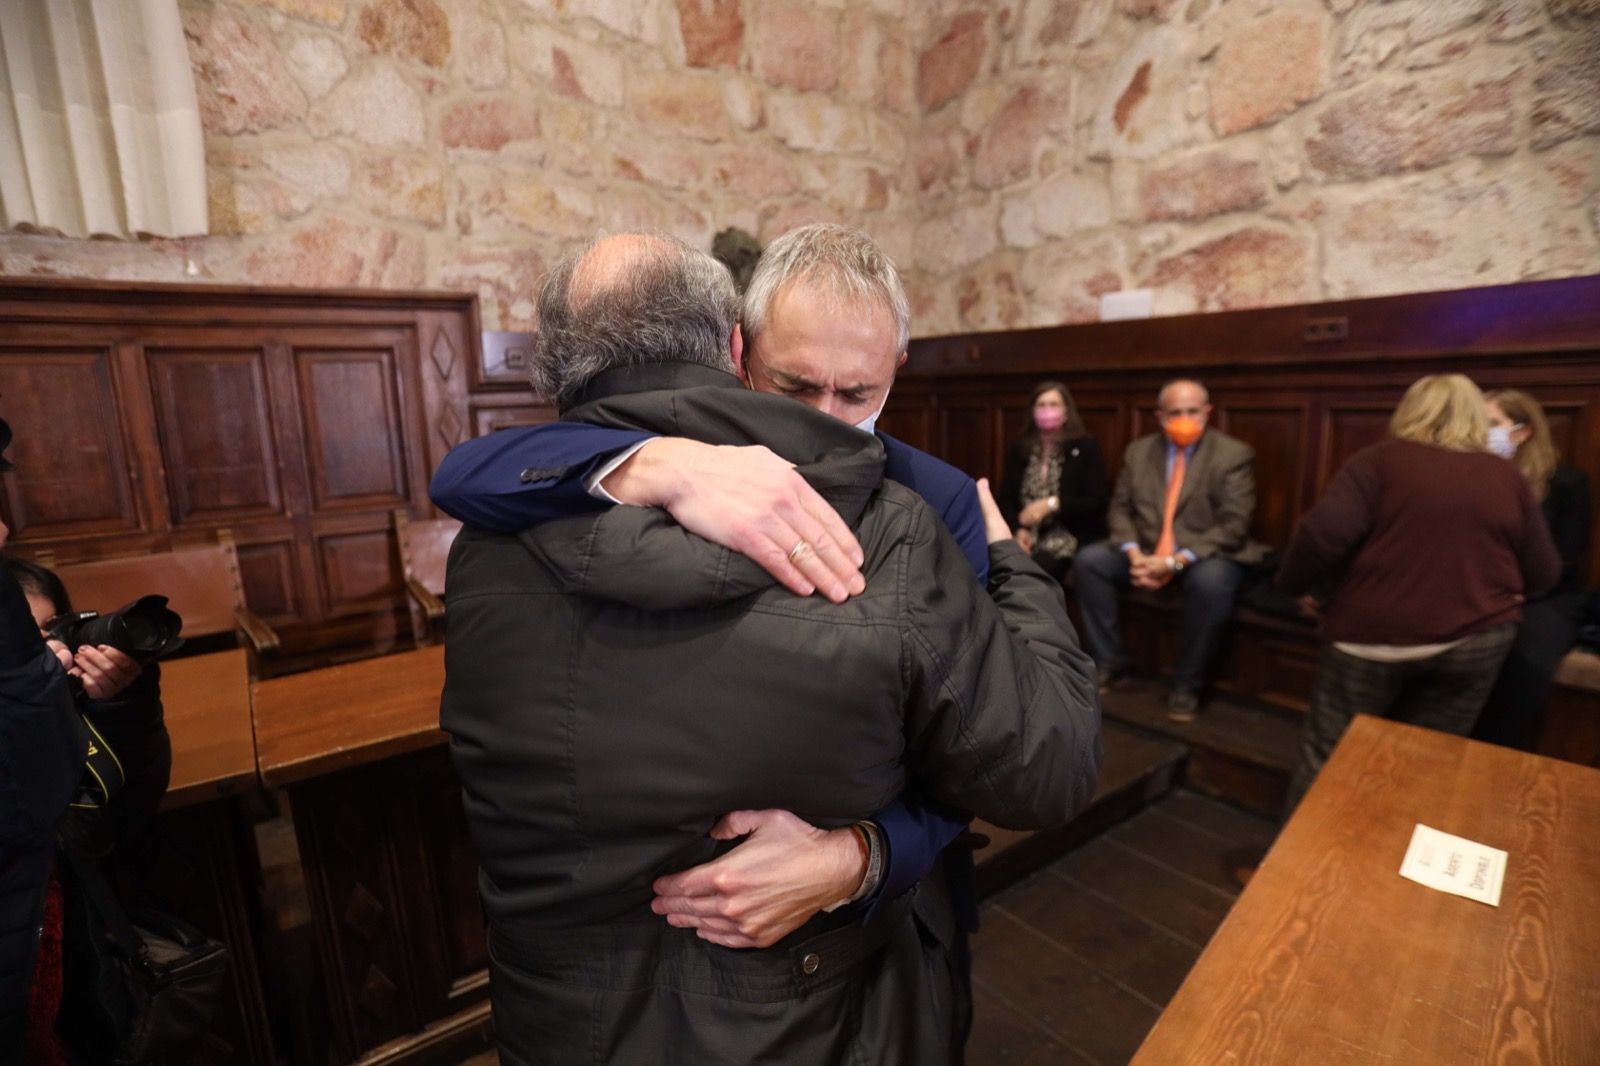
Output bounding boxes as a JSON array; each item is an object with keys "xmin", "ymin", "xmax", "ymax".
[
  {"xmin": 530, "ymin": 234, "xmax": 740, "ymax": 409},
  {"xmin": 744, "ymin": 224, "xmax": 911, "ymax": 355}
]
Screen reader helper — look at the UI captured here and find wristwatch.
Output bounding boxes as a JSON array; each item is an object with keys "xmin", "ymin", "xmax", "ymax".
[
  {"xmin": 1169, "ymin": 554, "xmax": 1186, "ymax": 573},
  {"xmin": 846, "ymin": 821, "xmax": 885, "ymax": 904},
  {"xmin": 1047, "ymin": 495, "xmax": 1060, "ymax": 512}
]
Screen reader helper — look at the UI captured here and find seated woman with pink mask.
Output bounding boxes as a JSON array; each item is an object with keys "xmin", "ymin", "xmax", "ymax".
[{"xmin": 998, "ymin": 381, "xmax": 1110, "ymax": 580}]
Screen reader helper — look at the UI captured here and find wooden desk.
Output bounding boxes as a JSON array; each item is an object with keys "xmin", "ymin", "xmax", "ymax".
[
  {"xmin": 251, "ymin": 645, "xmax": 490, "ymax": 1064},
  {"xmin": 160, "ymin": 648, "xmax": 257, "ymax": 808},
  {"xmin": 252, "ymin": 644, "xmax": 445, "ymax": 786},
  {"xmin": 1132, "ymin": 715, "xmax": 1600, "ymax": 1064},
  {"xmin": 112, "ymin": 648, "xmax": 275, "ymax": 1064}
]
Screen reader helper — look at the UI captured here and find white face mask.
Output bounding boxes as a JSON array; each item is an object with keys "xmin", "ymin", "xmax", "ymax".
[
  {"xmin": 1487, "ymin": 424, "xmax": 1519, "ymax": 460},
  {"xmin": 855, "ymin": 390, "xmax": 890, "ymax": 436}
]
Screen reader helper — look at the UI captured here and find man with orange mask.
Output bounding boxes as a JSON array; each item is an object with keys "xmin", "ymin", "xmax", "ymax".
[{"xmin": 1074, "ymin": 379, "xmax": 1269, "ymax": 721}]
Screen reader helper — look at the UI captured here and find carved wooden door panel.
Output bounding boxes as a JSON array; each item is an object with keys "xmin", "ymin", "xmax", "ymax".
[{"xmin": 0, "ymin": 341, "xmax": 148, "ymax": 541}]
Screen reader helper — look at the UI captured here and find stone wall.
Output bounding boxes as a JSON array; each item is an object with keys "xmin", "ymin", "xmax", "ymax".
[
  {"xmin": 906, "ymin": 0, "xmax": 1600, "ymax": 334},
  {"xmin": 0, "ymin": 0, "xmax": 918, "ymax": 332},
  {"xmin": 0, "ymin": 0, "xmax": 1595, "ymax": 337}
]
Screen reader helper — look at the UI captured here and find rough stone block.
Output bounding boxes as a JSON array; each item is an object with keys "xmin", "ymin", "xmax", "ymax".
[
  {"xmin": 675, "ymin": 0, "xmax": 743, "ymax": 68},
  {"xmin": 750, "ymin": 0, "xmax": 840, "ymax": 92},
  {"xmin": 914, "ymin": 201, "xmax": 999, "ymax": 274},
  {"xmin": 1320, "ymin": 168, "xmax": 1545, "ymax": 297},
  {"xmin": 766, "ymin": 93, "xmax": 867, "ymax": 153},
  {"xmin": 957, "ymin": 257, "xmax": 1027, "ymax": 330},
  {"xmin": 628, "ymin": 69, "xmax": 731, "ymax": 142},
  {"xmin": 1210, "ymin": 6, "xmax": 1328, "ymax": 134},
  {"xmin": 1531, "ymin": 25, "xmax": 1600, "ymax": 148},
  {"xmin": 451, "ymin": 2, "xmax": 508, "ymax": 88},
  {"xmin": 1022, "ymin": 235, "xmax": 1126, "ymax": 325},
  {"xmin": 355, "ymin": 152, "xmax": 447, "ymax": 226},
  {"xmin": 285, "ymin": 33, "xmax": 350, "ymax": 98},
  {"xmin": 919, "ymin": 11, "xmax": 988, "ymax": 112},
  {"xmin": 187, "ymin": 10, "xmax": 308, "ymax": 135},
  {"xmin": 311, "ymin": 65, "xmax": 425, "ymax": 146},
  {"xmin": 440, "ymin": 95, "xmax": 543, "ymax": 155},
  {"xmin": 438, "ymin": 246, "xmax": 549, "ymax": 331},
  {"xmin": 975, "ymin": 86, "xmax": 1056, "ymax": 188},
  {"xmin": 1142, "ymin": 226, "xmax": 1313, "ymax": 312},
  {"xmin": 355, "ymin": 0, "xmax": 451, "ymax": 68},
  {"xmin": 1138, "ymin": 148, "xmax": 1267, "ymax": 221},
  {"xmin": 1307, "ymin": 68, "xmax": 1518, "ymax": 180}
]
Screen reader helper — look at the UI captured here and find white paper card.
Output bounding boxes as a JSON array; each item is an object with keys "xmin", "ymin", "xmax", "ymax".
[
  {"xmin": 1398, "ymin": 823, "xmax": 1507, "ymax": 906},
  {"xmin": 1099, "ymin": 289, "xmax": 1154, "ymax": 321}
]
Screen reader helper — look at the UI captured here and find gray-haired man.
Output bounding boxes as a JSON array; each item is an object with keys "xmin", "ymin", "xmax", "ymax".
[{"xmin": 441, "ymin": 232, "xmax": 1099, "ymax": 1063}]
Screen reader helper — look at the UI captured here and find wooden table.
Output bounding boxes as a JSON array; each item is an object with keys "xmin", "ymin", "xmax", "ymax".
[
  {"xmin": 1132, "ymin": 714, "xmax": 1600, "ymax": 1065},
  {"xmin": 160, "ymin": 648, "xmax": 258, "ymax": 808},
  {"xmin": 252, "ymin": 645, "xmax": 491, "ymax": 1064},
  {"xmin": 253, "ymin": 643, "xmax": 445, "ymax": 786}
]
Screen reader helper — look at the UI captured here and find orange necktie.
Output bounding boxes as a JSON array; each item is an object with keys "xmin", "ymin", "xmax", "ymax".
[{"xmin": 1154, "ymin": 449, "xmax": 1186, "ymax": 557}]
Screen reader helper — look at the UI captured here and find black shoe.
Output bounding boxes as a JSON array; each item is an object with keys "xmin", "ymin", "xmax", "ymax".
[
  {"xmin": 1167, "ymin": 688, "xmax": 1201, "ymax": 723},
  {"xmin": 1096, "ymin": 665, "xmax": 1128, "ymax": 692}
]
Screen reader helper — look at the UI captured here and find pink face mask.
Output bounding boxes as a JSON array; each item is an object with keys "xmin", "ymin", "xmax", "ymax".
[{"xmin": 1034, "ymin": 408, "xmax": 1066, "ymax": 433}]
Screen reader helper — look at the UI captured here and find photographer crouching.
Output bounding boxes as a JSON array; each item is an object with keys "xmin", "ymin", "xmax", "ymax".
[{"xmin": 0, "ymin": 417, "xmax": 172, "ymax": 1064}]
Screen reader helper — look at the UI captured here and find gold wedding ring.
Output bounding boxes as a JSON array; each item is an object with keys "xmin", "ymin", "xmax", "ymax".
[{"xmin": 788, "ymin": 540, "xmax": 812, "ymax": 564}]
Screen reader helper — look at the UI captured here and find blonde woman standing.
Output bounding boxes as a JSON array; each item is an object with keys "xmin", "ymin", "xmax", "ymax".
[
  {"xmin": 1473, "ymin": 389, "xmax": 1593, "ymax": 750},
  {"xmin": 1276, "ymin": 375, "xmax": 1560, "ymax": 815}
]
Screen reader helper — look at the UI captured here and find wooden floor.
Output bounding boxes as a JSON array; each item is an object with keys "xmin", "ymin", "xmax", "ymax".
[
  {"xmin": 970, "ymin": 789, "xmax": 1276, "ymax": 1064},
  {"xmin": 455, "ymin": 789, "xmax": 1275, "ymax": 1066}
]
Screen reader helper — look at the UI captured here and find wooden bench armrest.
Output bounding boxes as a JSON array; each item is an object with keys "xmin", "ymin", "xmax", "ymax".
[
  {"xmin": 233, "ymin": 606, "xmax": 281, "ymax": 653},
  {"xmin": 405, "ymin": 577, "xmax": 447, "ymax": 622}
]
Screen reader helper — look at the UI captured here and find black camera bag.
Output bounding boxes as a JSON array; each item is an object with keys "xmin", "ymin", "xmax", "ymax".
[{"xmin": 63, "ymin": 849, "xmax": 230, "ymax": 1064}]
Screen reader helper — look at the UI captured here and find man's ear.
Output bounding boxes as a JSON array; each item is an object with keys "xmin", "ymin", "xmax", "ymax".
[
  {"xmin": 730, "ymin": 323, "xmax": 748, "ymax": 382},
  {"xmin": 896, "ymin": 351, "xmax": 908, "ymax": 370}
]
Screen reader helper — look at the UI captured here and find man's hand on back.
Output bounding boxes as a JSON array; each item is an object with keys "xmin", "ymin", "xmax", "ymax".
[
  {"xmin": 975, "ymin": 478, "xmax": 1012, "ymax": 546},
  {"xmin": 601, "ymin": 438, "xmax": 866, "ymax": 602},
  {"xmin": 650, "ymin": 809, "xmax": 869, "ymax": 949}
]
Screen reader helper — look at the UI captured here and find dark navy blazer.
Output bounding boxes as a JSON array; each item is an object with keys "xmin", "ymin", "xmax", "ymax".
[{"xmin": 429, "ymin": 421, "xmax": 986, "ymax": 914}]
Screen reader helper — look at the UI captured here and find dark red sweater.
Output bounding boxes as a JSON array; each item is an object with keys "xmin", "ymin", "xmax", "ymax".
[{"xmin": 1278, "ymin": 439, "xmax": 1561, "ymax": 645}]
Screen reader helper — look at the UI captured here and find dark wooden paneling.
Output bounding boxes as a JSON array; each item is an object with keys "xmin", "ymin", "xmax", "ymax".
[
  {"xmin": 469, "ymin": 399, "xmax": 558, "ymax": 437},
  {"xmin": 1218, "ymin": 403, "xmax": 1309, "ymax": 548},
  {"xmin": 288, "ymin": 745, "xmax": 490, "ymax": 1063},
  {"xmin": 938, "ymin": 403, "xmax": 992, "ymax": 481},
  {"xmin": 235, "ymin": 538, "xmax": 301, "ymax": 624},
  {"xmin": 297, "ymin": 349, "xmax": 411, "ymax": 511},
  {"xmin": 878, "ymin": 388, "xmax": 932, "ymax": 453},
  {"xmin": 148, "ymin": 348, "xmax": 284, "ymax": 524},
  {"xmin": 0, "ymin": 280, "xmax": 505, "ymax": 667},
  {"xmin": 316, "ymin": 527, "xmax": 404, "ymax": 618},
  {"xmin": 0, "ymin": 349, "xmax": 140, "ymax": 537},
  {"xmin": 1318, "ymin": 404, "xmax": 1392, "ymax": 496}
]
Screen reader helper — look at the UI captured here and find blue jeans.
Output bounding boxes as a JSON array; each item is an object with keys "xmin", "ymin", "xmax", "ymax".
[{"xmin": 1074, "ymin": 542, "xmax": 1245, "ymax": 693}]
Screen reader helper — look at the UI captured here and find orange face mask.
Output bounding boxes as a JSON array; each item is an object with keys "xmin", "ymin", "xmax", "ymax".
[{"xmin": 1163, "ymin": 415, "xmax": 1203, "ymax": 448}]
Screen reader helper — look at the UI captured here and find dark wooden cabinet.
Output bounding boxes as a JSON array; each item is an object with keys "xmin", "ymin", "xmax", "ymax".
[{"xmin": 0, "ymin": 280, "xmax": 543, "ymax": 664}]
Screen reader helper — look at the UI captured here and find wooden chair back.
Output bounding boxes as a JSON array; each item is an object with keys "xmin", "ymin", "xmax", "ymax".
[
  {"xmin": 45, "ymin": 534, "xmax": 279, "ymax": 655},
  {"xmin": 394, "ymin": 510, "xmax": 461, "ymax": 645}
]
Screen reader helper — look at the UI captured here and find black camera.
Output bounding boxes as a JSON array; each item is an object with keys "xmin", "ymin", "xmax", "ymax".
[{"xmin": 47, "ymin": 594, "xmax": 185, "ymax": 667}]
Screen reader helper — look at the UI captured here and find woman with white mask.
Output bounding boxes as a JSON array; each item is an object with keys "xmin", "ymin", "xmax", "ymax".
[{"xmin": 1473, "ymin": 389, "xmax": 1594, "ymax": 751}]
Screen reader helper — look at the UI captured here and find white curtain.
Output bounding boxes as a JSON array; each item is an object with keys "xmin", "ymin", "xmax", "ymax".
[{"xmin": 0, "ymin": 0, "xmax": 207, "ymax": 239}]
